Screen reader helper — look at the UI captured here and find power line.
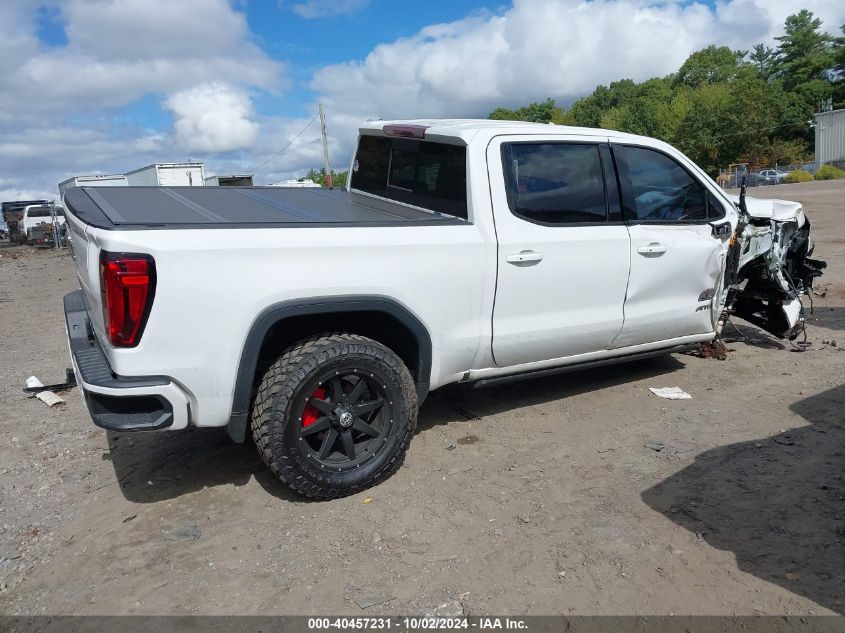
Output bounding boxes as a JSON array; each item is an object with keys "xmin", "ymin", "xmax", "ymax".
[{"xmin": 248, "ymin": 112, "xmax": 320, "ymax": 175}]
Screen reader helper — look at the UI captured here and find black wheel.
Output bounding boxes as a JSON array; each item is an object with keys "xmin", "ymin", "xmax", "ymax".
[{"xmin": 250, "ymin": 333, "xmax": 417, "ymax": 499}]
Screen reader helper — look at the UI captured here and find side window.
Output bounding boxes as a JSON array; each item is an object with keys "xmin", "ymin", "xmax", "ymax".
[
  {"xmin": 621, "ymin": 146, "xmax": 707, "ymax": 222},
  {"xmin": 502, "ymin": 143, "xmax": 607, "ymax": 224},
  {"xmin": 350, "ymin": 135, "xmax": 467, "ymax": 219},
  {"xmin": 706, "ymin": 191, "xmax": 726, "ymax": 220},
  {"xmin": 351, "ymin": 135, "xmax": 391, "ymax": 194}
]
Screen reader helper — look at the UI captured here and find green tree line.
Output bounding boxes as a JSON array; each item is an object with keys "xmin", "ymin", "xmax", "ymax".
[
  {"xmin": 301, "ymin": 167, "xmax": 349, "ymax": 188},
  {"xmin": 489, "ymin": 11, "xmax": 845, "ymax": 174}
]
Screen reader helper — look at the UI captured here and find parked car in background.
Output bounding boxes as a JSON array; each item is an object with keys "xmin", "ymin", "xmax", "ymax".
[
  {"xmin": 758, "ymin": 169, "xmax": 788, "ymax": 185},
  {"xmin": 0, "ymin": 219, "xmax": 8, "ymax": 239},
  {"xmin": 21, "ymin": 204, "xmax": 65, "ymax": 242},
  {"xmin": 723, "ymin": 171, "xmax": 765, "ymax": 188}
]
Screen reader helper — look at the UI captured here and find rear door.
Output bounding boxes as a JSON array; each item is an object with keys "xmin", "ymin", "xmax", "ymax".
[
  {"xmin": 610, "ymin": 143, "xmax": 735, "ymax": 349},
  {"xmin": 489, "ymin": 137, "xmax": 631, "ymax": 367}
]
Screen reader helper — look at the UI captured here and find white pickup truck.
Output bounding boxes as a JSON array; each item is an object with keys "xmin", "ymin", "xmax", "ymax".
[{"xmin": 62, "ymin": 119, "xmax": 825, "ymax": 498}]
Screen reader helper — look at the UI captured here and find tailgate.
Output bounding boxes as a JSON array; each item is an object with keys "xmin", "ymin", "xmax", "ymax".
[{"xmin": 63, "ymin": 201, "xmax": 104, "ymax": 337}]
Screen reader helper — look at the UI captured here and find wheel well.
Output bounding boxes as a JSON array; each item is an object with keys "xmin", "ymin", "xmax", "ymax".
[
  {"xmin": 255, "ymin": 311, "xmax": 422, "ymax": 387},
  {"xmin": 227, "ymin": 298, "xmax": 432, "ymax": 443}
]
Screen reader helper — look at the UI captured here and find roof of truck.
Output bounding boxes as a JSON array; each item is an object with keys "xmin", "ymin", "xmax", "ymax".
[{"xmin": 359, "ymin": 118, "xmax": 646, "ymax": 145}]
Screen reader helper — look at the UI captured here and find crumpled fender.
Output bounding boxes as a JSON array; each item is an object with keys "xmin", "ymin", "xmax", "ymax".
[
  {"xmin": 725, "ymin": 194, "xmax": 805, "ymax": 226},
  {"xmin": 722, "ymin": 193, "xmax": 823, "ymax": 339}
]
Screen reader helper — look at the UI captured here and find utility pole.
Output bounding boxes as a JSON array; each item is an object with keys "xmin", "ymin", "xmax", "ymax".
[{"xmin": 319, "ymin": 103, "xmax": 333, "ymax": 189}]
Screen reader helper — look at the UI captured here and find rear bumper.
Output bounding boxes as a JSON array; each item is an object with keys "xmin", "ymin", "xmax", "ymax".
[{"xmin": 64, "ymin": 290, "xmax": 190, "ymax": 431}]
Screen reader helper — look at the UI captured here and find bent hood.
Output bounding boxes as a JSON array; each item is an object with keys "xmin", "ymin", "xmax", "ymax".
[{"xmin": 726, "ymin": 194, "xmax": 805, "ymax": 226}]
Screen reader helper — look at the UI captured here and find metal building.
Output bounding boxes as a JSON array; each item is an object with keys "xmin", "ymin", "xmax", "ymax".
[{"xmin": 815, "ymin": 109, "xmax": 845, "ymax": 169}]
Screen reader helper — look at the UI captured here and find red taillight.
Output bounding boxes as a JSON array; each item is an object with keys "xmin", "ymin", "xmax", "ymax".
[{"xmin": 99, "ymin": 251, "xmax": 155, "ymax": 348}]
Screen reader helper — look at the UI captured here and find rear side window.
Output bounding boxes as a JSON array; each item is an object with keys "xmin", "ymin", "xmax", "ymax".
[
  {"xmin": 350, "ymin": 135, "xmax": 391, "ymax": 194},
  {"xmin": 28, "ymin": 208, "xmax": 52, "ymax": 218},
  {"xmin": 501, "ymin": 143, "xmax": 608, "ymax": 224},
  {"xmin": 350, "ymin": 135, "xmax": 467, "ymax": 219},
  {"xmin": 620, "ymin": 146, "xmax": 708, "ymax": 222}
]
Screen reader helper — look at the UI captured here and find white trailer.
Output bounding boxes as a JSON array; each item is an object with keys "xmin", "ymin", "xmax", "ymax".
[
  {"xmin": 204, "ymin": 174, "xmax": 253, "ymax": 187},
  {"xmin": 125, "ymin": 163, "xmax": 205, "ymax": 187},
  {"xmin": 58, "ymin": 174, "xmax": 128, "ymax": 196},
  {"xmin": 270, "ymin": 178, "xmax": 321, "ymax": 188}
]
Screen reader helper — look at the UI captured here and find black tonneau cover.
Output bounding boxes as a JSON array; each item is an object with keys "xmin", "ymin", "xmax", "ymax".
[{"xmin": 64, "ymin": 186, "xmax": 465, "ymax": 230}]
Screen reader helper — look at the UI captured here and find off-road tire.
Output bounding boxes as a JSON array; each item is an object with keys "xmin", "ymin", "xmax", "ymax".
[{"xmin": 250, "ymin": 333, "xmax": 417, "ymax": 499}]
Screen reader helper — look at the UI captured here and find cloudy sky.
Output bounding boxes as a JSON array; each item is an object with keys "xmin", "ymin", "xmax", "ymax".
[{"xmin": 2, "ymin": 0, "xmax": 844, "ymax": 200}]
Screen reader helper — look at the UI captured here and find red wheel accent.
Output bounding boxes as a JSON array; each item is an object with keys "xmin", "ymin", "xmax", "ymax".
[{"xmin": 302, "ymin": 387, "xmax": 327, "ymax": 428}]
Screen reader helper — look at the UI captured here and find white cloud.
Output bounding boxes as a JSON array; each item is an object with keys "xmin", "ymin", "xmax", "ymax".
[
  {"xmin": 0, "ymin": 0, "xmax": 283, "ymax": 196},
  {"xmin": 0, "ymin": 124, "xmax": 167, "ymax": 197},
  {"xmin": 0, "ymin": 126, "xmax": 166, "ymax": 203},
  {"xmin": 296, "ymin": 0, "xmax": 845, "ymax": 183},
  {"xmin": 286, "ymin": 0, "xmax": 369, "ymax": 19},
  {"xmin": 62, "ymin": 0, "xmax": 255, "ymax": 59},
  {"xmin": 0, "ymin": 184, "xmax": 60, "ymax": 205},
  {"xmin": 166, "ymin": 83, "xmax": 259, "ymax": 153},
  {"xmin": 0, "ymin": 0, "xmax": 283, "ymax": 122},
  {"xmin": 177, "ymin": 0, "xmax": 845, "ymax": 184},
  {"xmin": 208, "ymin": 114, "xmax": 328, "ymax": 184},
  {"xmin": 312, "ymin": 0, "xmax": 845, "ymax": 122}
]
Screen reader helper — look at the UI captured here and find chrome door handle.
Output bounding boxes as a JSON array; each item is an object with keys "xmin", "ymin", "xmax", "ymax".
[
  {"xmin": 506, "ymin": 250, "xmax": 544, "ymax": 264},
  {"xmin": 637, "ymin": 243, "xmax": 667, "ymax": 255}
]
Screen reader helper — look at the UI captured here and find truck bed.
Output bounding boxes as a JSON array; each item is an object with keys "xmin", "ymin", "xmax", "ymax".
[{"xmin": 63, "ymin": 186, "xmax": 465, "ymax": 230}]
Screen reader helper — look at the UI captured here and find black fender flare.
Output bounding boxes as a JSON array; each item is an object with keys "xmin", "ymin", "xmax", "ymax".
[{"xmin": 227, "ymin": 296, "xmax": 432, "ymax": 442}]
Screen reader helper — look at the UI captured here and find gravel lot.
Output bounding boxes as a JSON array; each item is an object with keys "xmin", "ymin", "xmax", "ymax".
[{"xmin": 1, "ymin": 181, "xmax": 843, "ymax": 616}]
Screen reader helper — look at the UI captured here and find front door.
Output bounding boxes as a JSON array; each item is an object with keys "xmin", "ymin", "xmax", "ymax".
[
  {"xmin": 489, "ymin": 138, "xmax": 631, "ymax": 368},
  {"xmin": 610, "ymin": 144, "xmax": 736, "ymax": 349}
]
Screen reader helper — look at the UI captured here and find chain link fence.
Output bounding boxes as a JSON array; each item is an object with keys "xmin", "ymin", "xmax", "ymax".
[
  {"xmin": 716, "ymin": 160, "xmax": 845, "ymax": 189},
  {"xmin": 716, "ymin": 161, "xmax": 817, "ymax": 189}
]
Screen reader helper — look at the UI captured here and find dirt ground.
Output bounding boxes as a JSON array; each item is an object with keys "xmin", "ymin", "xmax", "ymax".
[{"xmin": 0, "ymin": 180, "xmax": 843, "ymax": 617}]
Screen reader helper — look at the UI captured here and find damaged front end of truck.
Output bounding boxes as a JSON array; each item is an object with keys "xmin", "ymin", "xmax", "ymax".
[{"xmin": 722, "ymin": 188, "xmax": 827, "ymax": 341}]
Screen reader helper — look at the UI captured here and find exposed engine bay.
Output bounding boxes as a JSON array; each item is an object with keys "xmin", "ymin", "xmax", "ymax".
[{"xmin": 723, "ymin": 191, "xmax": 827, "ymax": 341}]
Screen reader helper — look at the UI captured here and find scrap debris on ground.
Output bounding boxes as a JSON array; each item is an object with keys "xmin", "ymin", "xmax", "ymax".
[
  {"xmin": 696, "ymin": 339, "xmax": 730, "ymax": 360},
  {"xmin": 648, "ymin": 387, "xmax": 692, "ymax": 400},
  {"xmin": 24, "ymin": 376, "xmax": 65, "ymax": 407}
]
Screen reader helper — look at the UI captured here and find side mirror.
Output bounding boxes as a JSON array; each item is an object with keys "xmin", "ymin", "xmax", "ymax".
[{"xmin": 711, "ymin": 221, "xmax": 732, "ymax": 239}]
